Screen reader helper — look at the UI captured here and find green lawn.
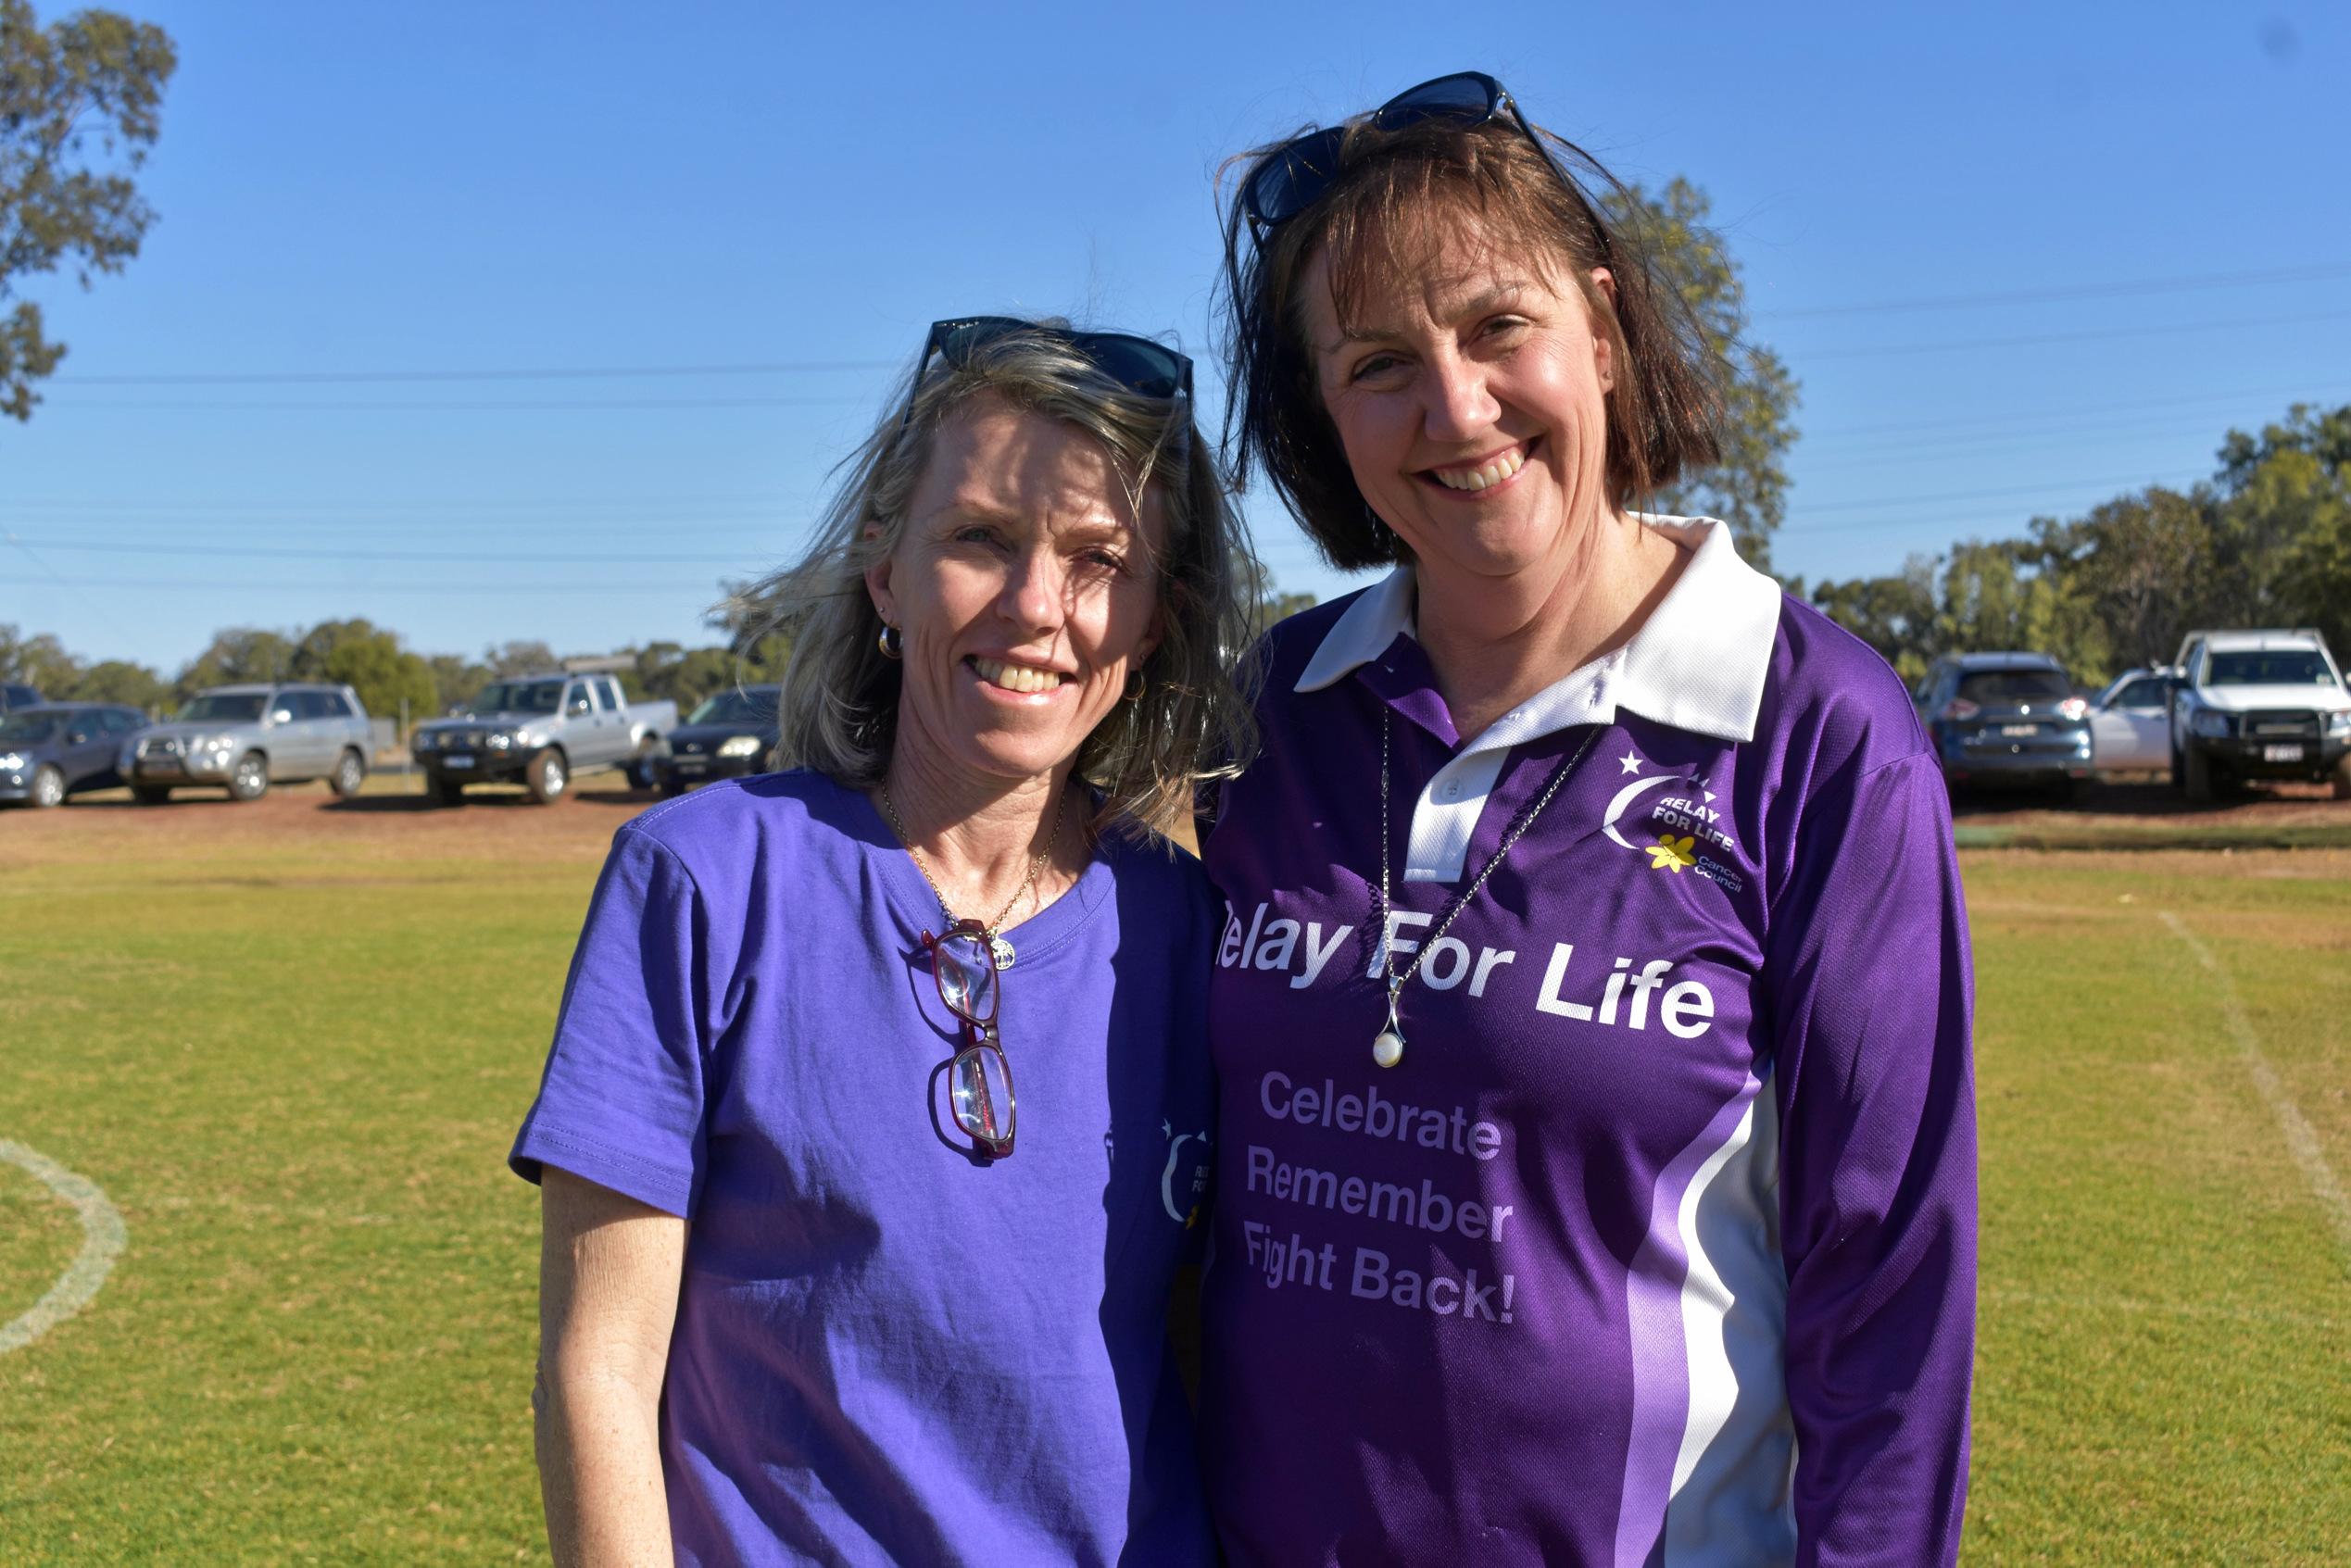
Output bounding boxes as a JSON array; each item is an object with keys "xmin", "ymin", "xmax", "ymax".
[{"xmin": 2, "ymin": 815, "xmax": 2345, "ymax": 1563}]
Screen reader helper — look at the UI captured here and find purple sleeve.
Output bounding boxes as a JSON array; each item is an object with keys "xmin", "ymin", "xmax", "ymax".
[
  {"xmin": 1766, "ymin": 750, "xmax": 1977, "ymax": 1567},
  {"xmin": 509, "ymin": 825, "xmax": 710, "ymax": 1217}
]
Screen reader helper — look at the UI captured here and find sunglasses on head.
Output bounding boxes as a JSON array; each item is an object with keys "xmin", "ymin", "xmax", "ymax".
[
  {"xmin": 916, "ymin": 316, "xmax": 1194, "ymax": 405},
  {"xmin": 1239, "ymin": 70, "xmax": 1597, "ymax": 241}
]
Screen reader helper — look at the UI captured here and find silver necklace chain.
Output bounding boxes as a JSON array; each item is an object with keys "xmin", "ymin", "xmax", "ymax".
[
  {"xmin": 1374, "ymin": 710, "xmax": 1599, "ymax": 1065},
  {"xmin": 879, "ymin": 781, "xmax": 1070, "ymax": 945}
]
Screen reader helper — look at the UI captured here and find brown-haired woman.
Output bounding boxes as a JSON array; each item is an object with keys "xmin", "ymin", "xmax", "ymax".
[{"xmin": 1198, "ymin": 74, "xmax": 1976, "ymax": 1566}]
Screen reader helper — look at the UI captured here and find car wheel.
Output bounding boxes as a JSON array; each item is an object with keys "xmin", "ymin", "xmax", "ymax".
[
  {"xmin": 228, "ymin": 751, "xmax": 270, "ymax": 802},
  {"xmin": 2181, "ymin": 746, "xmax": 2215, "ymax": 804},
  {"xmin": 2332, "ymin": 755, "xmax": 2351, "ymax": 800},
  {"xmin": 628, "ymin": 739, "xmax": 660, "ymax": 790},
  {"xmin": 525, "ymin": 748, "xmax": 570, "ymax": 805},
  {"xmin": 30, "ymin": 764, "xmax": 66, "ymax": 809},
  {"xmin": 2169, "ymin": 744, "xmax": 2184, "ymax": 793},
  {"xmin": 133, "ymin": 784, "xmax": 173, "ymax": 806},
  {"xmin": 328, "ymin": 747, "xmax": 367, "ymax": 799},
  {"xmin": 432, "ymin": 774, "xmax": 467, "ymax": 808}
]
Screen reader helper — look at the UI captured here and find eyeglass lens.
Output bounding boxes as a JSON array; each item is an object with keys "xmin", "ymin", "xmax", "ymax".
[
  {"xmin": 931, "ymin": 929, "xmax": 999, "ymax": 1023},
  {"xmin": 950, "ymin": 1038, "xmax": 1014, "ymax": 1152}
]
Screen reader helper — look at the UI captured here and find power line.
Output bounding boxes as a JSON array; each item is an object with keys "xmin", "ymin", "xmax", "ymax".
[
  {"xmin": 6, "ymin": 537, "xmax": 780, "ymax": 566},
  {"xmin": 51, "ymin": 358, "xmax": 899, "ymax": 387},
  {"xmin": 1755, "ymin": 262, "xmax": 2351, "ymax": 320},
  {"xmin": 17, "ymin": 576, "xmax": 732, "ymax": 596},
  {"xmin": 1791, "ymin": 309, "xmax": 2351, "ymax": 362},
  {"xmin": 1791, "ymin": 469, "xmax": 2206, "ymax": 519}
]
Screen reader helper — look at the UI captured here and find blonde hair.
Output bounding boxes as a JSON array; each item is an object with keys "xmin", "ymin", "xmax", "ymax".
[{"xmin": 740, "ymin": 321, "xmax": 1260, "ymax": 836}]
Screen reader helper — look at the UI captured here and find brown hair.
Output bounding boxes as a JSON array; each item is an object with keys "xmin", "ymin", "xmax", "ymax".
[
  {"xmin": 738, "ymin": 322, "xmax": 1259, "ymax": 838},
  {"xmin": 1219, "ymin": 111, "xmax": 1724, "ymax": 570}
]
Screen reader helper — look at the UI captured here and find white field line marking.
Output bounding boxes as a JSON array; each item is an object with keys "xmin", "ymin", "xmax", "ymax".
[
  {"xmin": 2159, "ymin": 911, "xmax": 2351, "ymax": 1267},
  {"xmin": 0, "ymin": 1139, "xmax": 128, "ymax": 1355}
]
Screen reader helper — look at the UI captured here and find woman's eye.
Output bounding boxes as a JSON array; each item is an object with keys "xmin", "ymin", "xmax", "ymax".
[
  {"xmin": 1348, "ymin": 354, "xmax": 1402, "ymax": 383},
  {"xmin": 1481, "ymin": 315, "xmax": 1529, "ymax": 342},
  {"xmin": 1079, "ymin": 548, "xmax": 1129, "ymax": 573}
]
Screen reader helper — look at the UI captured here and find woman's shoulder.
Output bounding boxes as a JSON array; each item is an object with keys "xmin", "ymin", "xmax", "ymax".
[
  {"xmin": 1756, "ymin": 595, "xmax": 1936, "ymax": 796},
  {"xmin": 613, "ymin": 769, "xmax": 868, "ymax": 877},
  {"xmin": 1094, "ymin": 821, "xmax": 1220, "ymax": 930}
]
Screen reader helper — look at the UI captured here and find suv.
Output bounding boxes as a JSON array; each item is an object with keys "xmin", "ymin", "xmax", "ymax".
[
  {"xmin": 1914, "ymin": 652, "xmax": 2093, "ymax": 797},
  {"xmin": 124, "ymin": 684, "xmax": 372, "ymax": 803},
  {"xmin": 2169, "ymin": 629, "xmax": 2351, "ymax": 801},
  {"xmin": 409, "ymin": 671, "xmax": 676, "ymax": 805},
  {"xmin": 655, "ymin": 684, "xmax": 781, "ymax": 796}
]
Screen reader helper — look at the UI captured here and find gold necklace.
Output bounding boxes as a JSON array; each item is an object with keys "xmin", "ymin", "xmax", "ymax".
[{"xmin": 877, "ymin": 781, "xmax": 1072, "ymax": 972}]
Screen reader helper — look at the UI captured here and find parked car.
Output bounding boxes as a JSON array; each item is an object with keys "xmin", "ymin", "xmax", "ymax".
[
  {"xmin": 2087, "ymin": 666, "xmax": 2182, "ymax": 773},
  {"xmin": 2168, "ymin": 628, "xmax": 2351, "ymax": 802},
  {"xmin": 1913, "ymin": 651, "xmax": 2093, "ymax": 797},
  {"xmin": 0, "ymin": 703, "xmax": 148, "ymax": 808},
  {"xmin": 654, "ymin": 684, "xmax": 781, "ymax": 796},
  {"xmin": 122, "ymin": 684, "xmax": 372, "ymax": 803},
  {"xmin": 1, "ymin": 682, "xmax": 42, "ymax": 714},
  {"xmin": 409, "ymin": 671, "xmax": 676, "ymax": 805}
]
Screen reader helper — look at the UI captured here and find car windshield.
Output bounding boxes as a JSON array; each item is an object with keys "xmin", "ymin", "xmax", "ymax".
[
  {"xmin": 687, "ymin": 689, "xmax": 779, "ymax": 726},
  {"xmin": 2206, "ymin": 650, "xmax": 2335, "ymax": 686},
  {"xmin": 178, "ymin": 693, "xmax": 269, "ymax": 723},
  {"xmin": 1957, "ymin": 670, "xmax": 2070, "ymax": 704},
  {"xmin": 0, "ymin": 712, "xmax": 61, "ymax": 744},
  {"xmin": 468, "ymin": 681, "xmax": 565, "ymax": 714}
]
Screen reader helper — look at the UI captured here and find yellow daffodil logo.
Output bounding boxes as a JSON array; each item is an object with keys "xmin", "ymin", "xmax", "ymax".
[{"xmin": 1646, "ymin": 834, "xmax": 1696, "ymax": 872}]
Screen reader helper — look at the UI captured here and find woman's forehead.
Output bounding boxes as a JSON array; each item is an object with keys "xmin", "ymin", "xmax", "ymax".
[
  {"xmin": 1304, "ymin": 216, "xmax": 1571, "ymax": 342},
  {"xmin": 914, "ymin": 398, "xmax": 1165, "ymax": 538}
]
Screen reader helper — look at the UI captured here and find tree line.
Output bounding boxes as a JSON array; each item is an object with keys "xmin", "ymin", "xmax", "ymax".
[
  {"xmin": 0, "ymin": 619, "xmax": 792, "ymax": 732},
  {"xmin": 1795, "ymin": 401, "xmax": 2350, "ymax": 689}
]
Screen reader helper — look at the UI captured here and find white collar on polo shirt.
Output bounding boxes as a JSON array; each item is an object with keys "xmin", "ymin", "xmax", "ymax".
[{"xmin": 1294, "ymin": 515, "xmax": 1785, "ymax": 883}]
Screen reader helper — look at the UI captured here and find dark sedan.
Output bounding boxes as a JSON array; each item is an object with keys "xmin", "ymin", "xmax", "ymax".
[
  {"xmin": 0, "ymin": 703, "xmax": 150, "ymax": 808},
  {"xmin": 655, "ymin": 684, "xmax": 781, "ymax": 795}
]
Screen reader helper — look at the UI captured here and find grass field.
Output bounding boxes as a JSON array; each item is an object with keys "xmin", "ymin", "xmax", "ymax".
[{"xmin": 3, "ymin": 784, "xmax": 2347, "ymax": 1564}]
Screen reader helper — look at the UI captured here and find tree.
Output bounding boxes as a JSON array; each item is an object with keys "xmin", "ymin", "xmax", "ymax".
[
  {"xmin": 175, "ymin": 627, "xmax": 296, "ymax": 698},
  {"xmin": 2213, "ymin": 403, "xmax": 2351, "ymax": 655},
  {"xmin": 290, "ymin": 617, "xmax": 437, "ymax": 733},
  {"xmin": 63, "ymin": 655, "xmax": 165, "ymax": 709},
  {"xmin": 484, "ymin": 639, "xmax": 559, "ymax": 678},
  {"xmin": 0, "ymin": 620, "xmax": 78, "ymax": 690},
  {"xmin": 1606, "ymin": 178, "xmax": 1801, "ymax": 573},
  {"xmin": 1807, "ymin": 558, "xmax": 1939, "ymax": 684},
  {"xmin": 0, "ymin": 0, "xmax": 175, "ymax": 420}
]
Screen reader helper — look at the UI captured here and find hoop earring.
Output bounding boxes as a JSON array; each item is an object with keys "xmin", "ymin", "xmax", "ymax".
[
  {"xmin": 1125, "ymin": 669, "xmax": 1147, "ymax": 702},
  {"xmin": 876, "ymin": 623, "xmax": 903, "ymax": 660}
]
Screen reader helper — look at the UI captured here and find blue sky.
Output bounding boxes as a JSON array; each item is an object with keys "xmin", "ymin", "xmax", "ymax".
[{"xmin": 3, "ymin": 0, "xmax": 2345, "ymax": 674}]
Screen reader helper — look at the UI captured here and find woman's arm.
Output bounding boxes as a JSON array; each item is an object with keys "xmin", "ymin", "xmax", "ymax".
[
  {"xmin": 535, "ymin": 1166, "xmax": 688, "ymax": 1568},
  {"xmin": 1768, "ymin": 750, "xmax": 1978, "ymax": 1567}
]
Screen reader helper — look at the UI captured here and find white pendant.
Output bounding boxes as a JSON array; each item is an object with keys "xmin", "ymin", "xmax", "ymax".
[
  {"xmin": 989, "ymin": 935, "xmax": 1016, "ymax": 971},
  {"xmin": 1372, "ymin": 1028, "xmax": 1405, "ymax": 1069}
]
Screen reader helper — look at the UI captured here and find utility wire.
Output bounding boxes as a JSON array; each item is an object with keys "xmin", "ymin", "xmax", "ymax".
[
  {"xmin": 1755, "ymin": 262, "xmax": 2351, "ymax": 320},
  {"xmin": 1792, "ymin": 309, "xmax": 2351, "ymax": 362},
  {"xmin": 51, "ymin": 359, "xmax": 899, "ymax": 386},
  {"xmin": 6, "ymin": 537, "xmax": 779, "ymax": 566}
]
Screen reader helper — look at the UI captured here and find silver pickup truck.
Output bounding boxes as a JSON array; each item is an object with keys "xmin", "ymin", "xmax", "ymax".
[{"xmin": 409, "ymin": 671, "xmax": 675, "ymax": 805}]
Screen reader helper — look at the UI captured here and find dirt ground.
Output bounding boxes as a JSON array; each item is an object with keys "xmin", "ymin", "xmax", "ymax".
[
  {"xmin": 0, "ymin": 772, "xmax": 655, "ymax": 868},
  {"xmin": 1953, "ymin": 774, "xmax": 2351, "ymax": 831},
  {"xmin": 7, "ymin": 769, "xmax": 2347, "ymax": 869}
]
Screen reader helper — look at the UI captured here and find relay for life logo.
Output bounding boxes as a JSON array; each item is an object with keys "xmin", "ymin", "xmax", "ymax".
[{"xmin": 1603, "ymin": 749, "xmax": 1743, "ymax": 892}]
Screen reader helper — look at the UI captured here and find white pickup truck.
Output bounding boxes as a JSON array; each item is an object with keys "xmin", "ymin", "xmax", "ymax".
[
  {"xmin": 409, "ymin": 671, "xmax": 674, "ymax": 805},
  {"xmin": 2168, "ymin": 628, "xmax": 2351, "ymax": 802}
]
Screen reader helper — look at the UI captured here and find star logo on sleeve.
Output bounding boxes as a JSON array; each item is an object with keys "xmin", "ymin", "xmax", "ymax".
[{"xmin": 1618, "ymin": 750, "xmax": 1643, "ymax": 775}]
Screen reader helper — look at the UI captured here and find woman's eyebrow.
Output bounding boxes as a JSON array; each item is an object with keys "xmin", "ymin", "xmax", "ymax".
[{"xmin": 1323, "ymin": 282, "xmax": 1540, "ymax": 354}]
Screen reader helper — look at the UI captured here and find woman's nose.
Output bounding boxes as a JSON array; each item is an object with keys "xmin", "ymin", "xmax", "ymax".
[
  {"xmin": 1000, "ymin": 547, "xmax": 1067, "ymax": 633},
  {"xmin": 1420, "ymin": 355, "xmax": 1498, "ymax": 442}
]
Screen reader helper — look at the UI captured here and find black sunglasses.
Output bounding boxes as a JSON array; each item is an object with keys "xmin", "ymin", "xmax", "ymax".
[
  {"xmin": 1239, "ymin": 71, "xmax": 1592, "ymax": 240},
  {"xmin": 916, "ymin": 316, "xmax": 1194, "ymax": 405}
]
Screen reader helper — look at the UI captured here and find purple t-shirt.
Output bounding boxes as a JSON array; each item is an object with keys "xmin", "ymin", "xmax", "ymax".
[
  {"xmin": 512, "ymin": 771, "xmax": 1218, "ymax": 1568},
  {"xmin": 1199, "ymin": 520, "xmax": 1976, "ymax": 1567}
]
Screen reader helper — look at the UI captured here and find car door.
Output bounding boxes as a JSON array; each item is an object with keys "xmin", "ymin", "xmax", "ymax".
[
  {"xmin": 563, "ymin": 682, "xmax": 609, "ymax": 767},
  {"xmin": 271, "ymin": 691, "xmax": 324, "ymax": 779},
  {"xmin": 57, "ymin": 708, "xmax": 111, "ymax": 789}
]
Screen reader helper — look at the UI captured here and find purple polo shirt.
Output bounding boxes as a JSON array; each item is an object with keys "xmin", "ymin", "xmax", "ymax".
[
  {"xmin": 512, "ymin": 771, "xmax": 1218, "ymax": 1568},
  {"xmin": 1199, "ymin": 519, "xmax": 1976, "ymax": 1567}
]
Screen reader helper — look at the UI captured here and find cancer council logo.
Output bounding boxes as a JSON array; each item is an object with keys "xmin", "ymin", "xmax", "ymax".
[{"xmin": 1604, "ymin": 750, "xmax": 1741, "ymax": 892}]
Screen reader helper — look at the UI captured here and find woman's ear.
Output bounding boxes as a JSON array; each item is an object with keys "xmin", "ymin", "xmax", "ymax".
[
  {"xmin": 1589, "ymin": 268, "xmax": 1618, "ymax": 394},
  {"xmin": 861, "ymin": 525, "xmax": 897, "ymax": 629}
]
